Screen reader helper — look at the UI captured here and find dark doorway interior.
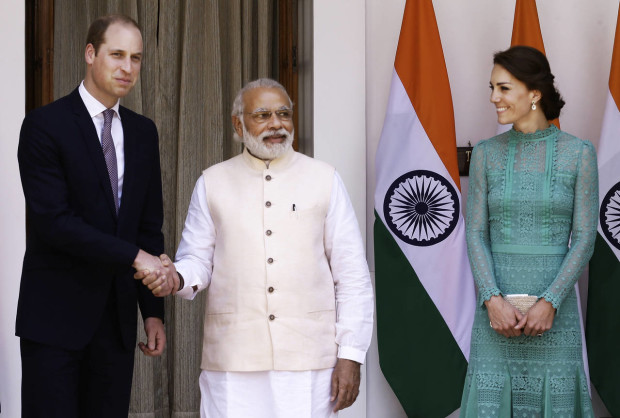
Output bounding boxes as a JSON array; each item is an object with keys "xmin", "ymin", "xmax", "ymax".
[{"xmin": 25, "ymin": 0, "xmax": 54, "ymax": 113}]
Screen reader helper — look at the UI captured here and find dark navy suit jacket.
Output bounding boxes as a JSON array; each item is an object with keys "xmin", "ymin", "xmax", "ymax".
[{"xmin": 16, "ymin": 87, "xmax": 164, "ymax": 351}]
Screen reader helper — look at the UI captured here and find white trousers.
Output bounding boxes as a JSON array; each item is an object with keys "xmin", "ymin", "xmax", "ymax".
[{"xmin": 199, "ymin": 368, "xmax": 338, "ymax": 418}]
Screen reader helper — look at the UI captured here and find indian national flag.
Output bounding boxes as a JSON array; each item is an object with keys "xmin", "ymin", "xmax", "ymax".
[
  {"xmin": 374, "ymin": 1, "xmax": 475, "ymax": 416},
  {"xmin": 499, "ymin": 0, "xmax": 559, "ymax": 133},
  {"xmin": 586, "ymin": 8, "xmax": 620, "ymax": 417}
]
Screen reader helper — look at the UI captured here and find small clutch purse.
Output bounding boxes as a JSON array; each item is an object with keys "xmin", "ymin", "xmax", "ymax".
[{"xmin": 503, "ymin": 294, "xmax": 538, "ymax": 315}]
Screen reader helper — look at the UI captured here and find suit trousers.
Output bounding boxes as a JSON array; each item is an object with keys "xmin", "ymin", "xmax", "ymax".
[{"xmin": 20, "ymin": 291, "xmax": 135, "ymax": 418}]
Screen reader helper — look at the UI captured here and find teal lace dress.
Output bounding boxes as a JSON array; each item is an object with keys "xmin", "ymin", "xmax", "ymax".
[{"xmin": 460, "ymin": 125, "xmax": 598, "ymax": 417}]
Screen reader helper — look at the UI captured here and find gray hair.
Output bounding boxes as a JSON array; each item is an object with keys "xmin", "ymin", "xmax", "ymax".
[{"xmin": 231, "ymin": 78, "xmax": 293, "ymax": 118}]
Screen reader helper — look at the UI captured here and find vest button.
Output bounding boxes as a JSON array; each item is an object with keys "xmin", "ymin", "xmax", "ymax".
[
  {"xmin": 266, "ymin": 230, "xmax": 272, "ymax": 236},
  {"xmin": 268, "ymin": 286, "xmax": 274, "ymax": 293},
  {"xmin": 267, "ymin": 257, "xmax": 274, "ymax": 264},
  {"xmin": 269, "ymin": 314, "xmax": 275, "ymax": 320},
  {"xmin": 265, "ymin": 201, "xmax": 272, "ymax": 207},
  {"xmin": 265, "ymin": 175, "xmax": 272, "ymax": 181}
]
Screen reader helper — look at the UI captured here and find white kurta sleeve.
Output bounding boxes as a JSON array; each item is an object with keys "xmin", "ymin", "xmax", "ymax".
[
  {"xmin": 174, "ymin": 175, "xmax": 215, "ymax": 300},
  {"xmin": 324, "ymin": 172, "xmax": 374, "ymax": 364}
]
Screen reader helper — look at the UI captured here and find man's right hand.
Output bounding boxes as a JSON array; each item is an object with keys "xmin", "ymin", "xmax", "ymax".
[
  {"xmin": 133, "ymin": 249, "xmax": 163, "ymax": 272},
  {"xmin": 133, "ymin": 251, "xmax": 179, "ymax": 296}
]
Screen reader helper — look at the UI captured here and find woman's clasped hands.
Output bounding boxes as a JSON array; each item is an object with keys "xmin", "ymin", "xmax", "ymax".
[{"xmin": 486, "ymin": 295, "xmax": 556, "ymax": 338}]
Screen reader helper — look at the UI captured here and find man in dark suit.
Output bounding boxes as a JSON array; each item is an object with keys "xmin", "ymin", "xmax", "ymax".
[{"xmin": 16, "ymin": 14, "xmax": 176, "ymax": 417}]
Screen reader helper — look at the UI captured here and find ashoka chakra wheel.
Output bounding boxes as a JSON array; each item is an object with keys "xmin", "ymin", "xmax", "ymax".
[
  {"xmin": 383, "ymin": 170, "xmax": 459, "ymax": 247},
  {"xmin": 601, "ymin": 181, "xmax": 620, "ymax": 251}
]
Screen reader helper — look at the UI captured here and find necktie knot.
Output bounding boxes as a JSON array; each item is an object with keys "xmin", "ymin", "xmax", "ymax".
[{"xmin": 103, "ymin": 108, "xmax": 114, "ymax": 124}]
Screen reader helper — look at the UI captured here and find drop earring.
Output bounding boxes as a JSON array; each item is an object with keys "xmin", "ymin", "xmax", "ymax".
[{"xmin": 531, "ymin": 101, "xmax": 537, "ymax": 111}]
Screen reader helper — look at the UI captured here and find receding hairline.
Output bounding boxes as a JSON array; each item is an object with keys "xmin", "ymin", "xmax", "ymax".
[{"xmin": 86, "ymin": 14, "xmax": 142, "ymax": 54}]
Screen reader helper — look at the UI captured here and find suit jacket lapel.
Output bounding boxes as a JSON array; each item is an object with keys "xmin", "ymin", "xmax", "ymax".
[{"xmin": 70, "ymin": 89, "xmax": 118, "ymax": 219}]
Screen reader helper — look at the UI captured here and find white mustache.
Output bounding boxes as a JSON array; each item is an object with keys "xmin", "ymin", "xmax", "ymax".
[{"xmin": 259, "ymin": 129, "xmax": 290, "ymax": 140}]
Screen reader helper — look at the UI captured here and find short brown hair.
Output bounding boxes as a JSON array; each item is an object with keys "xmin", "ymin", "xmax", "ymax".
[{"xmin": 86, "ymin": 14, "xmax": 141, "ymax": 55}]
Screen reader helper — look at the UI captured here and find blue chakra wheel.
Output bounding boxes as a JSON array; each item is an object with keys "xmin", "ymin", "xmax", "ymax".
[
  {"xmin": 383, "ymin": 170, "xmax": 459, "ymax": 246},
  {"xmin": 601, "ymin": 180, "xmax": 620, "ymax": 251}
]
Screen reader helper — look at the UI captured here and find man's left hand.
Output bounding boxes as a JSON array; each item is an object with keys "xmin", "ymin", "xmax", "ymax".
[
  {"xmin": 139, "ymin": 317, "xmax": 166, "ymax": 357},
  {"xmin": 330, "ymin": 358, "xmax": 361, "ymax": 412}
]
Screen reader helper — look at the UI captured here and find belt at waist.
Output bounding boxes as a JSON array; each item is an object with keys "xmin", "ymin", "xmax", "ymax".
[{"xmin": 491, "ymin": 243, "xmax": 568, "ymax": 255}]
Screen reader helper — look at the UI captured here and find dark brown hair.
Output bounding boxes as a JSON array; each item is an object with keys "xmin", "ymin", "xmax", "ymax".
[
  {"xmin": 86, "ymin": 14, "xmax": 141, "ymax": 55},
  {"xmin": 493, "ymin": 45, "xmax": 565, "ymax": 120}
]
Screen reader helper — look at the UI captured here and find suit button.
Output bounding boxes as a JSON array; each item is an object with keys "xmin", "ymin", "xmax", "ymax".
[
  {"xmin": 267, "ymin": 258, "xmax": 274, "ymax": 264},
  {"xmin": 265, "ymin": 201, "xmax": 272, "ymax": 207},
  {"xmin": 269, "ymin": 314, "xmax": 275, "ymax": 320},
  {"xmin": 266, "ymin": 230, "xmax": 272, "ymax": 236},
  {"xmin": 268, "ymin": 286, "xmax": 274, "ymax": 293},
  {"xmin": 265, "ymin": 175, "xmax": 272, "ymax": 181}
]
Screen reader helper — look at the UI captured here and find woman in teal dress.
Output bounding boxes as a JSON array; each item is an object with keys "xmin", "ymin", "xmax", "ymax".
[{"xmin": 460, "ymin": 46, "xmax": 598, "ymax": 417}]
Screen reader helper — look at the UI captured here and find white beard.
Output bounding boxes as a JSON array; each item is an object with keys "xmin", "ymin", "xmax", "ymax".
[{"xmin": 242, "ymin": 126, "xmax": 294, "ymax": 160}]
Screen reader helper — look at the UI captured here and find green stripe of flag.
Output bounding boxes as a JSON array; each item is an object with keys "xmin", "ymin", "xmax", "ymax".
[
  {"xmin": 586, "ymin": 233, "xmax": 620, "ymax": 417},
  {"xmin": 375, "ymin": 212, "xmax": 467, "ymax": 417}
]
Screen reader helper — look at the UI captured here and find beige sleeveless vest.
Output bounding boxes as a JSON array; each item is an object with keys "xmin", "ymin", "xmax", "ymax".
[{"xmin": 200, "ymin": 148, "xmax": 338, "ymax": 371}]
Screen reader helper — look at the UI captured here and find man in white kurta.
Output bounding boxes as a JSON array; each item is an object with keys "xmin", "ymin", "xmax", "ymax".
[{"xmin": 141, "ymin": 78, "xmax": 373, "ymax": 417}]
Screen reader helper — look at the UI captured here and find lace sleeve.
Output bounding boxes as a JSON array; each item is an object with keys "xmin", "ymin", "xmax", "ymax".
[
  {"xmin": 466, "ymin": 142, "xmax": 501, "ymax": 305},
  {"xmin": 540, "ymin": 141, "xmax": 599, "ymax": 309}
]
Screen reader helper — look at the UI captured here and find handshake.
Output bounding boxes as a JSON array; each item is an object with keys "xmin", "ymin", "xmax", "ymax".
[{"xmin": 132, "ymin": 249, "xmax": 181, "ymax": 297}]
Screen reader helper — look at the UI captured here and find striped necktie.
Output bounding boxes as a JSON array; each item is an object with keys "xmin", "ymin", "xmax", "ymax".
[{"xmin": 101, "ymin": 109, "xmax": 119, "ymax": 212}]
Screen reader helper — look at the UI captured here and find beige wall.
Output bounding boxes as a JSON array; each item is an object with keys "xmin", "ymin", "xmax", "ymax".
[
  {"xmin": 314, "ymin": 0, "xmax": 367, "ymax": 241},
  {"xmin": 0, "ymin": 2, "xmax": 25, "ymax": 417},
  {"xmin": 314, "ymin": 2, "xmax": 367, "ymax": 416}
]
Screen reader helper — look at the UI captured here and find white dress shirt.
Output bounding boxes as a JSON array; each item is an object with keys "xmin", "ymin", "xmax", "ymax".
[{"xmin": 78, "ymin": 81, "xmax": 125, "ymax": 203}]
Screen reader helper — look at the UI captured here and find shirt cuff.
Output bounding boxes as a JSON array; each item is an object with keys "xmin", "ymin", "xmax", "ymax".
[
  {"xmin": 175, "ymin": 283, "xmax": 198, "ymax": 299},
  {"xmin": 337, "ymin": 346, "xmax": 367, "ymax": 364},
  {"xmin": 174, "ymin": 264, "xmax": 200, "ymax": 300}
]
